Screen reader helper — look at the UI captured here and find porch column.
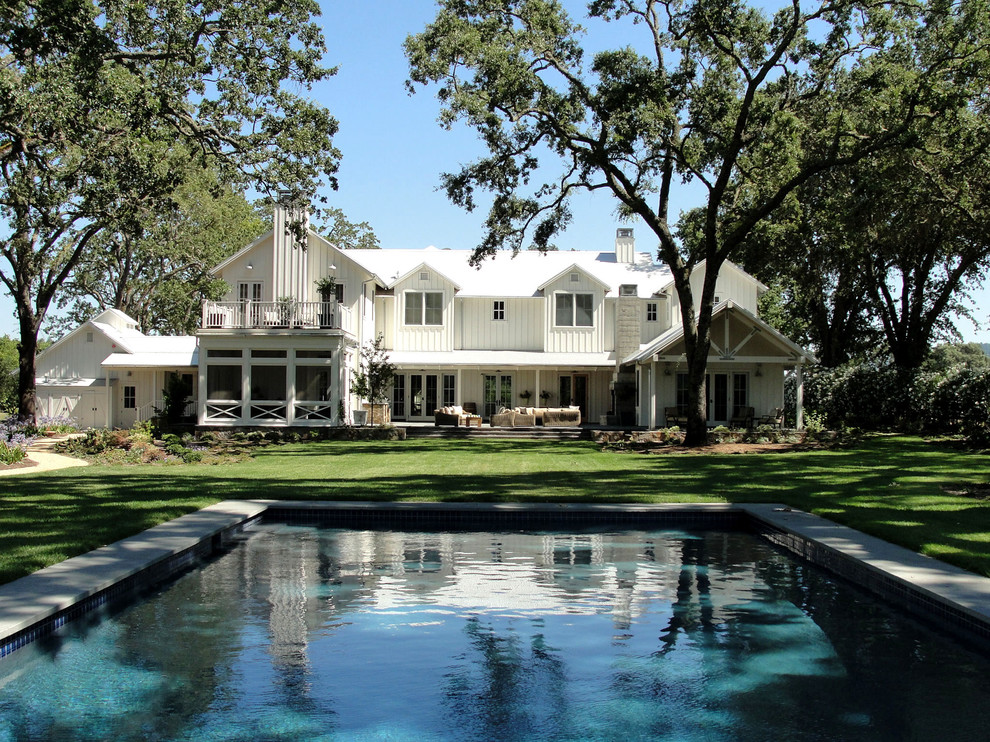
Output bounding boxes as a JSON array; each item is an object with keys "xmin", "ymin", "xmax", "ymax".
[
  {"xmin": 286, "ymin": 356, "xmax": 296, "ymax": 426},
  {"xmin": 795, "ymin": 361, "xmax": 805, "ymax": 430},
  {"xmin": 648, "ymin": 363, "xmax": 657, "ymax": 428},
  {"xmin": 535, "ymin": 369, "xmax": 541, "ymax": 405},
  {"xmin": 332, "ymin": 348, "xmax": 343, "ymax": 425}
]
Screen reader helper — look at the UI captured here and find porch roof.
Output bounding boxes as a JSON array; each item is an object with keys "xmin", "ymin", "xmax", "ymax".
[
  {"xmin": 623, "ymin": 300, "xmax": 818, "ymax": 365},
  {"xmin": 387, "ymin": 350, "xmax": 617, "ymax": 368},
  {"xmin": 101, "ymin": 349, "xmax": 199, "ymax": 368}
]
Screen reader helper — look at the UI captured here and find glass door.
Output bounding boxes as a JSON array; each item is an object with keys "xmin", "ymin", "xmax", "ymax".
[
  {"xmin": 558, "ymin": 374, "xmax": 589, "ymax": 418},
  {"xmin": 409, "ymin": 374, "xmax": 439, "ymax": 420},
  {"xmin": 483, "ymin": 374, "xmax": 512, "ymax": 418},
  {"xmin": 706, "ymin": 373, "xmax": 747, "ymax": 424}
]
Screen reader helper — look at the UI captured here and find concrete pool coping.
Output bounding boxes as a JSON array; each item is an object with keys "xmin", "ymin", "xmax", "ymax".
[{"xmin": 2, "ymin": 500, "xmax": 990, "ymax": 658}]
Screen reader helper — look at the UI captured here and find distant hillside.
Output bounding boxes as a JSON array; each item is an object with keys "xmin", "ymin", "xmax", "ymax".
[{"xmin": 983, "ymin": 343, "xmax": 990, "ymax": 357}]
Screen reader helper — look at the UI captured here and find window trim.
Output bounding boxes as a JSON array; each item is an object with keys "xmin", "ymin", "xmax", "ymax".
[
  {"xmin": 237, "ymin": 281, "xmax": 263, "ymax": 302},
  {"xmin": 404, "ymin": 290, "xmax": 444, "ymax": 326},
  {"xmin": 554, "ymin": 291, "xmax": 594, "ymax": 327}
]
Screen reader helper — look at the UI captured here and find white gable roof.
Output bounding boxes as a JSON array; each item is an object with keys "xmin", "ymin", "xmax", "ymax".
[
  {"xmin": 623, "ymin": 300, "xmax": 817, "ymax": 365},
  {"xmin": 344, "ymin": 247, "xmax": 672, "ymax": 298}
]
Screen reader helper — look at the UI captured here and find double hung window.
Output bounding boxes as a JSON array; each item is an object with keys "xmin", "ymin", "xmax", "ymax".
[
  {"xmin": 405, "ymin": 291, "xmax": 443, "ymax": 326},
  {"xmin": 555, "ymin": 293, "xmax": 594, "ymax": 327}
]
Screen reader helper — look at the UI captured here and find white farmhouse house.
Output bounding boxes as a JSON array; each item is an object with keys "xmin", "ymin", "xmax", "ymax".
[{"xmin": 35, "ymin": 201, "xmax": 814, "ymax": 429}]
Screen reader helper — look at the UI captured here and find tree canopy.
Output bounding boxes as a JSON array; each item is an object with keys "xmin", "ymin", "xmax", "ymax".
[
  {"xmin": 742, "ymin": 102, "xmax": 990, "ymax": 369},
  {"xmin": 51, "ymin": 163, "xmax": 267, "ymax": 337},
  {"xmin": 406, "ymin": 0, "xmax": 990, "ymax": 443},
  {"xmin": 0, "ymin": 0, "xmax": 340, "ymax": 419}
]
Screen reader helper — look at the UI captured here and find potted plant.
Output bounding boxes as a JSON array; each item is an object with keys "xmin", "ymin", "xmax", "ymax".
[
  {"xmin": 351, "ymin": 333, "xmax": 396, "ymax": 425},
  {"xmin": 315, "ymin": 276, "xmax": 337, "ymax": 327},
  {"xmin": 276, "ymin": 296, "xmax": 295, "ymax": 327},
  {"xmin": 519, "ymin": 390, "xmax": 532, "ymax": 405},
  {"xmin": 539, "ymin": 390, "xmax": 552, "ymax": 406},
  {"xmin": 315, "ymin": 275, "xmax": 337, "ymax": 295}
]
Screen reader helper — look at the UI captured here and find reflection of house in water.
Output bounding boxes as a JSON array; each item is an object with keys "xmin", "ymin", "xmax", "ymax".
[
  {"xmin": 307, "ymin": 530, "xmax": 691, "ymax": 632},
  {"xmin": 233, "ymin": 528, "xmax": 829, "ymax": 661}
]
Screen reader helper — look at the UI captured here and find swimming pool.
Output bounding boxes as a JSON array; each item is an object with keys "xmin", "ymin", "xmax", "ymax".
[{"xmin": 2, "ymin": 524, "xmax": 989, "ymax": 741}]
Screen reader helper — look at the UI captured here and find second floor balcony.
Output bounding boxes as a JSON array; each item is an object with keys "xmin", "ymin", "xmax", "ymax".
[{"xmin": 201, "ymin": 300, "xmax": 352, "ymax": 333}]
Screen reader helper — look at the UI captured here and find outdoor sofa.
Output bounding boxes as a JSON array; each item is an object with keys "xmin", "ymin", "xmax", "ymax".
[
  {"xmin": 434, "ymin": 406, "xmax": 481, "ymax": 427},
  {"xmin": 491, "ymin": 406, "xmax": 581, "ymax": 427}
]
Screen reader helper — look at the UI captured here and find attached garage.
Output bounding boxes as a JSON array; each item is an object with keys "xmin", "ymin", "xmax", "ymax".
[{"xmin": 35, "ymin": 379, "xmax": 109, "ymax": 430}]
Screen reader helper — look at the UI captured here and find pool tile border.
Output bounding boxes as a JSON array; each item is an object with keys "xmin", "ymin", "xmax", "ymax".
[{"xmin": 2, "ymin": 501, "xmax": 989, "ymax": 659}]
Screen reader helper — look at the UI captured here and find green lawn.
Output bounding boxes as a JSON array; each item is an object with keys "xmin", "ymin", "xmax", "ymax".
[{"xmin": 1, "ymin": 434, "xmax": 988, "ymax": 585}]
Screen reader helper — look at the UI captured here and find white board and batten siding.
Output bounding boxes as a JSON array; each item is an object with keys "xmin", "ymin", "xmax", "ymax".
[
  {"xmin": 456, "ymin": 297, "xmax": 543, "ymax": 351},
  {"xmin": 669, "ymin": 262, "xmax": 761, "ymax": 320},
  {"xmin": 218, "ymin": 234, "xmax": 275, "ymax": 303},
  {"xmin": 37, "ymin": 326, "xmax": 116, "ymax": 381},
  {"xmin": 544, "ymin": 272, "xmax": 606, "ymax": 354},
  {"xmin": 391, "ymin": 270, "xmax": 455, "ymax": 353}
]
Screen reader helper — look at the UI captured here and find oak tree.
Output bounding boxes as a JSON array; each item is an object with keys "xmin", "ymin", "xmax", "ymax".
[
  {"xmin": 406, "ymin": 0, "xmax": 987, "ymax": 444},
  {"xmin": 1, "ymin": 0, "xmax": 340, "ymax": 419}
]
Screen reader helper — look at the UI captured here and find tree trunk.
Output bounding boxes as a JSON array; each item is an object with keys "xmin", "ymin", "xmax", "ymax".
[
  {"xmin": 683, "ymin": 366, "xmax": 708, "ymax": 446},
  {"xmin": 16, "ymin": 307, "xmax": 40, "ymax": 423}
]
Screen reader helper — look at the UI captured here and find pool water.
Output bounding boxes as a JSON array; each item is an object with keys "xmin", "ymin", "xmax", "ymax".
[{"xmin": 1, "ymin": 525, "xmax": 989, "ymax": 741}]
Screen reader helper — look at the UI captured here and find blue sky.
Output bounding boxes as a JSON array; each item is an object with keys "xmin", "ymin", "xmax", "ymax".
[{"xmin": 1, "ymin": 0, "xmax": 987, "ymax": 344}]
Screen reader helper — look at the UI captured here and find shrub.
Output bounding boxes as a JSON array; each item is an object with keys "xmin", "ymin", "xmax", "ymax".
[
  {"xmin": 0, "ymin": 440, "xmax": 26, "ymax": 465},
  {"xmin": 0, "ymin": 417, "xmax": 36, "ymax": 456},
  {"xmin": 35, "ymin": 415, "xmax": 78, "ymax": 434},
  {"xmin": 803, "ymin": 351, "xmax": 990, "ymax": 446},
  {"xmin": 130, "ymin": 419, "xmax": 154, "ymax": 443},
  {"xmin": 708, "ymin": 425, "xmax": 732, "ymax": 444}
]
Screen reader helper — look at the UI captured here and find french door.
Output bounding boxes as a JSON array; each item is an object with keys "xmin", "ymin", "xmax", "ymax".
[
  {"xmin": 408, "ymin": 374, "xmax": 439, "ymax": 420},
  {"xmin": 483, "ymin": 374, "xmax": 512, "ymax": 418},
  {"xmin": 558, "ymin": 374, "xmax": 588, "ymax": 418},
  {"xmin": 706, "ymin": 373, "xmax": 748, "ymax": 424}
]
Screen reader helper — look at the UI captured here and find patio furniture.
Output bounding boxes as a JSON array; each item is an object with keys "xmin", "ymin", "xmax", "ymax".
[
  {"xmin": 664, "ymin": 407, "xmax": 688, "ymax": 427},
  {"xmin": 729, "ymin": 406, "xmax": 755, "ymax": 428},
  {"xmin": 434, "ymin": 406, "xmax": 477, "ymax": 427},
  {"xmin": 540, "ymin": 407, "xmax": 581, "ymax": 427},
  {"xmin": 759, "ymin": 407, "xmax": 785, "ymax": 428},
  {"xmin": 491, "ymin": 407, "xmax": 537, "ymax": 427}
]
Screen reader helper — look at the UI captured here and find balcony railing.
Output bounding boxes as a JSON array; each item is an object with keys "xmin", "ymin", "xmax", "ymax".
[{"xmin": 201, "ymin": 300, "xmax": 351, "ymax": 332}]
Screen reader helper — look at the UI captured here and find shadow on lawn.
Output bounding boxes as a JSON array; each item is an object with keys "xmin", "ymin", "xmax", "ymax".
[{"xmin": 1, "ymin": 435, "xmax": 987, "ymax": 582}]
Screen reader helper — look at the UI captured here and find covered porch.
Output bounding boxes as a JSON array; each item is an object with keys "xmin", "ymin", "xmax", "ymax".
[
  {"xmin": 626, "ymin": 301, "xmax": 816, "ymax": 429},
  {"xmin": 384, "ymin": 350, "xmax": 620, "ymax": 424}
]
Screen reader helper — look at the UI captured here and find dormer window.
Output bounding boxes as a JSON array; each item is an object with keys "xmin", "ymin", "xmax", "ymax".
[
  {"xmin": 555, "ymin": 293, "xmax": 593, "ymax": 327},
  {"xmin": 405, "ymin": 291, "xmax": 443, "ymax": 326}
]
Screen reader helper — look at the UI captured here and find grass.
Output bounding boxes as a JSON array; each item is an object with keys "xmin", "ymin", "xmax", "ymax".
[{"xmin": 1, "ymin": 434, "xmax": 988, "ymax": 585}]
